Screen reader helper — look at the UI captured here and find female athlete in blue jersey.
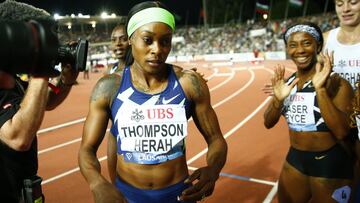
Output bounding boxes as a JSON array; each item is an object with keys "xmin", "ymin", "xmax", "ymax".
[
  {"xmin": 79, "ymin": 1, "xmax": 227, "ymax": 203},
  {"xmin": 263, "ymin": 22, "xmax": 354, "ymax": 202}
]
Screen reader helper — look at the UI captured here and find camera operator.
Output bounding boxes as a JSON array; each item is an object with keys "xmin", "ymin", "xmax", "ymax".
[{"xmin": 0, "ymin": 0, "xmax": 79, "ymax": 202}]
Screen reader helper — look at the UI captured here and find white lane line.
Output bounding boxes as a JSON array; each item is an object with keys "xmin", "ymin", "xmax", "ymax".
[
  {"xmin": 42, "ymin": 156, "xmax": 107, "ymax": 185},
  {"xmin": 209, "ymin": 69, "xmax": 235, "ymax": 92},
  {"xmin": 37, "ymin": 118, "xmax": 85, "ymax": 135},
  {"xmin": 38, "ymin": 129, "xmax": 110, "ymax": 155},
  {"xmin": 38, "ymin": 138, "xmax": 81, "ymax": 154},
  {"xmin": 213, "ymin": 69, "xmax": 255, "ymax": 108},
  {"xmin": 187, "ymin": 96, "xmax": 271, "ymax": 165},
  {"xmin": 263, "ymin": 182, "xmax": 278, "ymax": 203},
  {"xmin": 204, "ymin": 68, "xmax": 218, "ymax": 81},
  {"xmin": 188, "ymin": 166, "xmax": 276, "ymax": 186}
]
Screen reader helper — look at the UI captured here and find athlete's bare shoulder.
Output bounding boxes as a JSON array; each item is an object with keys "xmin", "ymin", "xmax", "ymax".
[
  {"xmin": 172, "ymin": 64, "xmax": 196, "ymax": 81},
  {"xmin": 90, "ymin": 74, "xmax": 122, "ymax": 105},
  {"xmin": 171, "ymin": 64, "xmax": 207, "ymax": 100},
  {"xmin": 172, "ymin": 64, "xmax": 184, "ymax": 75},
  {"xmin": 112, "ymin": 65, "xmax": 126, "ymax": 76},
  {"xmin": 172, "ymin": 64, "xmax": 200, "ymax": 79},
  {"xmin": 104, "ymin": 63, "xmax": 126, "ymax": 76}
]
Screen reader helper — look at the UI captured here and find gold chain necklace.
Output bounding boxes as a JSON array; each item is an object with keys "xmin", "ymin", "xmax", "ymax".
[{"xmin": 135, "ymin": 79, "xmax": 167, "ymax": 93}]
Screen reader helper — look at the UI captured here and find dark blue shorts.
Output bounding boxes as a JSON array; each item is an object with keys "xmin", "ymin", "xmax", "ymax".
[
  {"xmin": 115, "ymin": 177, "xmax": 195, "ymax": 203},
  {"xmin": 286, "ymin": 144, "xmax": 353, "ymax": 179}
]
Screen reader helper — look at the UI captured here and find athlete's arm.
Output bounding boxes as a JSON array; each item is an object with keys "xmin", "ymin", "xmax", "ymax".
[
  {"xmin": 0, "ymin": 77, "xmax": 49, "ymax": 151},
  {"xmin": 78, "ymin": 75, "xmax": 126, "ymax": 202},
  {"xmin": 263, "ymin": 97, "xmax": 284, "ymax": 129},
  {"xmin": 179, "ymin": 71, "xmax": 227, "ymax": 202},
  {"xmin": 317, "ymin": 75, "xmax": 354, "ymax": 139},
  {"xmin": 107, "ymin": 131, "xmax": 117, "ymax": 184},
  {"xmin": 313, "ymin": 53, "xmax": 354, "ymax": 139},
  {"xmin": 263, "ymin": 65, "xmax": 298, "ymax": 129}
]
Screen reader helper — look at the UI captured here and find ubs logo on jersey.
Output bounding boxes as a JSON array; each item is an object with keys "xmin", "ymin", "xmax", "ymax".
[
  {"xmin": 349, "ymin": 59, "xmax": 360, "ymax": 67},
  {"xmin": 131, "ymin": 109, "xmax": 145, "ymax": 122},
  {"xmin": 337, "ymin": 59, "xmax": 360, "ymax": 68},
  {"xmin": 288, "ymin": 94, "xmax": 304, "ymax": 102},
  {"xmin": 147, "ymin": 107, "xmax": 174, "ymax": 120},
  {"xmin": 337, "ymin": 60, "xmax": 346, "ymax": 68}
]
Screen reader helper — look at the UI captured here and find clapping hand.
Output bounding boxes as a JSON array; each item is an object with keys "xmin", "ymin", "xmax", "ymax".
[
  {"xmin": 312, "ymin": 50, "xmax": 334, "ymax": 90},
  {"xmin": 271, "ymin": 64, "xmax": 298, "ymax": 103}
]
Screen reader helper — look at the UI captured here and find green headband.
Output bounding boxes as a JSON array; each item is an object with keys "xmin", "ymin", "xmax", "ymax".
[{"xmin": 127, "ymin": 7, "xmax": 175, "ymax": 37}]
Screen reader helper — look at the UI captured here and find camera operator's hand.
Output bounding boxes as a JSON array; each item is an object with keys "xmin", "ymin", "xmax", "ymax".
[
  {"xmin": 46, "ymin": 63, "xmax": 79, "ymax": 110},
  {"xmin": 60, "ymin": 63, "xmax": 79, "ymax": 86},
  {"xmin": 59, "ymin": 40, "xmax": 80, "ymax": 85}
]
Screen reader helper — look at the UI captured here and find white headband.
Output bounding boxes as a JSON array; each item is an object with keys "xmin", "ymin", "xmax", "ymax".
[
  {"xmin": 127, "ymin": 7, "xmax": 175, "ymax": 37},
  {"xmin": 284, "ymin": 25, "xmax": 321, "ymax": 43}
]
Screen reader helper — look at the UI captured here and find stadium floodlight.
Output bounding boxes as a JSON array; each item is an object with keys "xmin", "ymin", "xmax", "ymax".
[
  {"xmin": 90, "ymin": 21, "xmax": 96, "ymax": 28},
  {"xmin": 77, "ymin": 13, "xmax": 91, "ymax": 19},
  {"xmin": 67, "ymin": 23, "xmax": 72, "ymax": 30},
  {"xmin": 263, "ymin": 14, "xmax": 268, "ymax": 20},
  {"xmin": 53, "ymin": 13, "xmax": 63, "ymax": 20},
  {"xmin": 71, "ymin": 14, "xmax": 75, "ymax": 18},
  {"xmin": 101, "ymin": 12, "xmax": 108, "ymax": 19},
  {"xmin": 100, "ymin": 12, "xmax": 117, "ymax": 19}
]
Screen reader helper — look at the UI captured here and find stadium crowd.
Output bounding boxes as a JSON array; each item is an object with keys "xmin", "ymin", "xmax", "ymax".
[{"xmin": 56, "ymin": 12, "xmax": 339, "ymax": 60}]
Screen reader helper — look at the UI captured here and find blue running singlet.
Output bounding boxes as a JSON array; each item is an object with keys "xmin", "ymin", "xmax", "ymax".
[{"xmin": 110, "ymin": 65, "xmax": 193, "ymax": 164}]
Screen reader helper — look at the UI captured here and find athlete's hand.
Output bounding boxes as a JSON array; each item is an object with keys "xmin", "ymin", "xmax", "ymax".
[
  {"xmin": 92, "ymin": 181, "xmax": 127, "ymax": 203},
  {"xmin": 272, "ymin": 64, "xmax": 298, "ymax": 102},
  {"xmin": 179, "ymin": 166, "xmax": 218, "ymax": 202},
  {"xmin": 312, "ymin": 50, "xmax": 334, "ymax": 90}
]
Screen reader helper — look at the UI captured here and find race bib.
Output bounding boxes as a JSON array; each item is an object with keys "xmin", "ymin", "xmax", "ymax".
[
  {"xmin": 333, "ymin": 66, "xmax": 360, "ymax": 90},
  {"xmin": 117, "ymin": 104, "xmax": 188, "ymax": 155},
  {"xmin": 284, "ymin": 92, "xmax": 316, "ymax": 127}
]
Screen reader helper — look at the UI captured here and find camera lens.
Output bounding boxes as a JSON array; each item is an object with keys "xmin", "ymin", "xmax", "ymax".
[
  {"xmin": 57, "ymin": 39, "xmax": 88, "ymax": 72},
  {"xmin": 0, "ymin": 19, "xmax": 60, "ymax": 76}
]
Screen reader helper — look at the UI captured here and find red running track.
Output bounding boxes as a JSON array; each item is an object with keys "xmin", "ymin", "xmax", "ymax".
[{"xmin": 37, "ymin": 60, "xmax": 297, "ymax": 203}]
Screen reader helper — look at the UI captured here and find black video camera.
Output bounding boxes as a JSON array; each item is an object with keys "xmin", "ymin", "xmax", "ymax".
[{"xmin": 0, "ymin": 19, "xmax": 88, "ymax": 77}]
